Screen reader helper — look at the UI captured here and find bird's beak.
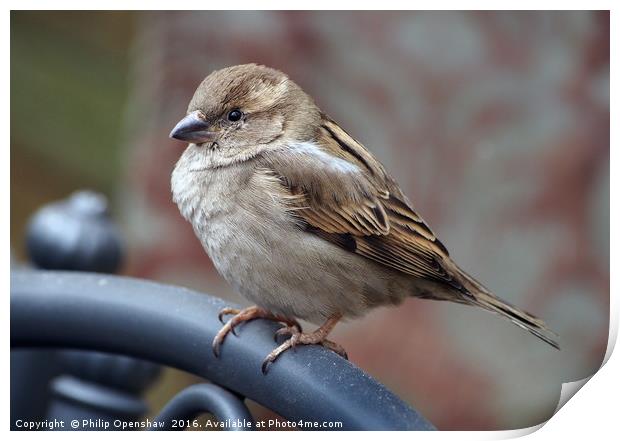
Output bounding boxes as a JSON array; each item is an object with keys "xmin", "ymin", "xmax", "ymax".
[{"xmin": 169, "ymin": 111, "xmax": 217, "ymax": 144}]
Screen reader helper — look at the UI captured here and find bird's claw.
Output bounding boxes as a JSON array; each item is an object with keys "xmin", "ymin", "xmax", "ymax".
[
  {"xmin": 262, "ymin": 329, "xmax": 346, "ymax": 374},
  {"xmin": 273, "ymin": 323, "xmax": 302, "ymax": 341},
  {"xmin": 213, "ymin": 308, "xmax": 344, "ymax": 373},
  {"xmin": 213, "ymin": 306, "xmax": 300, "ymax": 359},
  {"xmin": 321, "ymin": 340, "xmax": 348, "ymax": 360},
  {"xmin": 218, "ymin": 307, "xmax": 240, "ymax": 324}
]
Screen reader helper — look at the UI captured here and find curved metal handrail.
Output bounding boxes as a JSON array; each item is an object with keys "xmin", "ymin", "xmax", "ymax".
[
  {"xmin": 151, "ymin": 384, "xmax": 254, "ymax": 431},
  {"xmin": 11, "ymin": 270, "xmax": 435, "ymax": 430}
]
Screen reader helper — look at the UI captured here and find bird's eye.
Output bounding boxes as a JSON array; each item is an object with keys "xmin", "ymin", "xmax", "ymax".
[{"xmin": 227, "ymin": 109, "xmax": 243, "ymax": 122}]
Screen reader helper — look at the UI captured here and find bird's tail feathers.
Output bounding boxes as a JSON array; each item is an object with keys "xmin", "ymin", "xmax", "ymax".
[{"xmin": 457, "ymin": 270, "xmax": 560, "ymax": 350}]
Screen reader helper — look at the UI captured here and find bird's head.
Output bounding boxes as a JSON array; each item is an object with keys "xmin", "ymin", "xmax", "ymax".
[{"xmin": 170, "ymin": 64, "xmax": 320, "ymax": 163}]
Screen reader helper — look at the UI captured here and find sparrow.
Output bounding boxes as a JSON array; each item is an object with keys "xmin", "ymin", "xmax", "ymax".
[{"xmin": 170, "ymin": 64, "xmax": 559, "ymax": 373}]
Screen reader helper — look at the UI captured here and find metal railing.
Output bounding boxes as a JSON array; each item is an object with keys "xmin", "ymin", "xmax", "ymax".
[{"xmin": 10, "ymin": 191, "xmax": 435, "ymax": 431}]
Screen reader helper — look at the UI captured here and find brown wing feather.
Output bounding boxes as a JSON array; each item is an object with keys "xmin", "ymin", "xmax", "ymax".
[{"xmin": 255, "ymin": 115, "xmax": 465, "ymax": 293}]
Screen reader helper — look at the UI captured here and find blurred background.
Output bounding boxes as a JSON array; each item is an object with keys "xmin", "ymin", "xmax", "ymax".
[{"xmin": 11, "ymin": 11, "xmax": 609, "ymax": 430}]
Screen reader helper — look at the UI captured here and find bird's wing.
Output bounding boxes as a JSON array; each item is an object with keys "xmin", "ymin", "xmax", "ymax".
[{"xmin": 255, "ymin": 115, "xmax": 466, "ymax": 292}]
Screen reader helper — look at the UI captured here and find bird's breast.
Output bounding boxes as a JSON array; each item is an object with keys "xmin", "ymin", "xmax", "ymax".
[{"xmin": 171, "ymin": 158, "xmax": 410, "ymax": 322}]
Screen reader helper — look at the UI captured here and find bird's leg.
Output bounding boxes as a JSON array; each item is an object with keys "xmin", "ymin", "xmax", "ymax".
[
  {"xmin": 213, "ymin": 305, "xmax": 301, "ymax": 357},
  {"xmin": 262, "ymin": 313, "xmax": 347, "ymax": 374}
]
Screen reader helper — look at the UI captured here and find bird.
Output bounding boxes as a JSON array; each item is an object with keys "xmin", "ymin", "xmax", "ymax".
[{"xmin": 169, "ymin": 63, "xmax": 559, "ymax": 373}]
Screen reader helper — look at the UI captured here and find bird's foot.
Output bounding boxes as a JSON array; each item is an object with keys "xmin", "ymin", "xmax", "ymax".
[
  {"xmin": 262, "ymin": 314, "xmax": 346, "ymax": 374},
  {"xmin": 213, "ymin": 306, "xmax": 301, "ymax": 357}
]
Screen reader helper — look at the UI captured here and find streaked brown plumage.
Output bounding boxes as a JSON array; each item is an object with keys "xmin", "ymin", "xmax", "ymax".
[{"xmin": 170, "ymin": 64, "xmax": 559, "ymax": 372}]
